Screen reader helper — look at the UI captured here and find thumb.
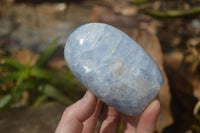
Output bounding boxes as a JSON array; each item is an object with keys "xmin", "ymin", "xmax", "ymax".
[{"xmin": 55, "ymin": 91, "xmax": 97, "ymax": 133}]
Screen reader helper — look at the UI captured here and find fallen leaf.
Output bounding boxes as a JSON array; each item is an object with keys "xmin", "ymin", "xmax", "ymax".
[{"xmin": 12, "ymin": 49, "xmax": 39, "ymax": 66}]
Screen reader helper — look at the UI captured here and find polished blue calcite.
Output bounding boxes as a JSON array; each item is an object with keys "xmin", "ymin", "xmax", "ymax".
[{"xmin": 64, "ymin": 23, "xmax": 164, "ymax": 115}]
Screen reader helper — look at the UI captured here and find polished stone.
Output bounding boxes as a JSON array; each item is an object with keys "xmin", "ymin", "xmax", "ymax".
[{"xmin": 64, "ymin": 23, "xmax": 164, "ymax": 115}]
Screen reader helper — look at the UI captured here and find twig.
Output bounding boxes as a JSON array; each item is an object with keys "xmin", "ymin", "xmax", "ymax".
[
  {"xmin": 145, "ymin": 5, "xmax": 200, "ymax": 19},
  {"xmin": 130, "ymin": 0, "xmax": 153, "ymax": 5}
]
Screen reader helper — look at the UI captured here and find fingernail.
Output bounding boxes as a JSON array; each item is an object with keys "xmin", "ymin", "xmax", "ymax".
[
  {"xmin": 149, "ymin": 99, "xmax": 160, "ymax": 111},
  {"xmin": 82, "ymin": 91, "xmax": 88, "ymax": 102},
  {"xmin": 152, "ymin": 99, "xmax": 160, "ymax": 107}
]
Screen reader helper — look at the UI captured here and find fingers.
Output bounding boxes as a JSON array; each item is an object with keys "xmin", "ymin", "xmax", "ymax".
[
  {"xmin": 55, "ymin": 91, "xmax": 97, "ymax": 133},
  {"xmin": 55, "ymin": 91, "xmax": 160, "ymax": 133},
  {"xmin": 122, "ymin": 100, "xmax": 160, "ymax": 133},
  {"xmin": 99, "ymin": 105, "xmax": 121, "ymax": 133},
  {"xmin": 82, "ymin": 99, "xmax": 102, "ymax": 133},
  {"xmin": 121, "ymin": 114, "xmax": 141, "ymax": 133},
  {"xmin": 136, "ymin": 99, "xmax": 161, "ymax": 133}
]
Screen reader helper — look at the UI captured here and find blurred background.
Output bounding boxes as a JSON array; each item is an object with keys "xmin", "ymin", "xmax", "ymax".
[{"xmin": 0, "ymin": 0, "xmax": 200, "ymax": 132}]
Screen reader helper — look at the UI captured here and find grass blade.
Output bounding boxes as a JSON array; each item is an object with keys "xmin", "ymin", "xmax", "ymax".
[
  {"xmin": 0, "ymin": 94, "xmax": 12, "ymax": 109},
  {"xmin": 33, "ymin": 94, "xmax": 48, "ymax": 107},
  {"xmin": 39, "ymin": 84, "xmax": 73, "ymax": 105},
  {"xmin": 1, "ymin": 58, "xmax": 26, "ymax": 70},
  {"xmin": 30, "ymin": 67, "xmax": 78, "ymax": 89},
  {"xmin": 0, "ymin": 71, "xmax": 25, "ymax": 81},
  {"xmin": 35, "ymin": 37, "xmax": 59, "ymax": 67}
]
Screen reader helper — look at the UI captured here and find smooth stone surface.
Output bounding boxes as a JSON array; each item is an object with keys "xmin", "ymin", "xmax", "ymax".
[{"xmin": 64, "ymin": 23, "xmax": 164, "ymax": 115}]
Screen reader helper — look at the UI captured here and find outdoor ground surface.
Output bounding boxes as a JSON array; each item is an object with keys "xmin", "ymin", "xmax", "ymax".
[{"xmin": 0, "ymin": 0, "xmax": 200, "ymax": 132}]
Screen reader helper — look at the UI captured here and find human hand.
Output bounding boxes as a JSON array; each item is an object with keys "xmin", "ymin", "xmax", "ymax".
[{"xmin": 55, "ymin": 91, "xmax": 160, "ymax": 133}]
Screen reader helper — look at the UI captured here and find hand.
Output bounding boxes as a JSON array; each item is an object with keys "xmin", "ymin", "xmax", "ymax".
[{"xmin": 55, "ymin": 91, "xmax": 160, "ymax": 133}]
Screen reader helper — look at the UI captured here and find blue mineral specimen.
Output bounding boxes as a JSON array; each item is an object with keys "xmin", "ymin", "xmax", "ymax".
[{"xmin": 64, "ymin": 23, "xmax": 164, "ymax": 115}]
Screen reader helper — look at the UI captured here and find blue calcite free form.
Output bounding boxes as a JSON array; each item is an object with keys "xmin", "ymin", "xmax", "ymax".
[{"xmin": 64, "ymin": 23, "xmax": 164, "ymax": 115}]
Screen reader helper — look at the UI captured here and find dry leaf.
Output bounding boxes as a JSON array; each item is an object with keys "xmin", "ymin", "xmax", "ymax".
[{"xmin": 12, "ymin": 49, "xmax": 39, "ymax": 66}]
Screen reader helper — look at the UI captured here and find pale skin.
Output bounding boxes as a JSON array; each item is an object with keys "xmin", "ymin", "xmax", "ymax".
[{"xmin": 55, "ymin": 91, "xmax": 160, "ymax": 133}]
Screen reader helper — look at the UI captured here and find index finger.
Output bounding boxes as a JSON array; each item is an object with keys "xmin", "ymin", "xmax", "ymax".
[{"xmin": 55, "ymin": 91, "xmax": 97, "ymax": 133}]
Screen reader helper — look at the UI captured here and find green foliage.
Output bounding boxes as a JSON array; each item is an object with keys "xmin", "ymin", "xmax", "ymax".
[
  {"xmin": 146, "ymin": 6, "xmax": 200, "ymax": 20},
  {"xmin": 0, "ymin": 38, "xmax": 80, "ymax": 111},
  {"xmin": 130, "ymin": 0, "xmax": 153, "ymax": 5},
  {"xmin": 131, "ymin": 0, "xmax": 200, "ymax": 20},
  {"xmin": 118, "ymin": 123, "xmax": 124, "ymax": 133},
  {"xmin": 35, "ymin": 38, "xmax": 59, "ymax": 67}
]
